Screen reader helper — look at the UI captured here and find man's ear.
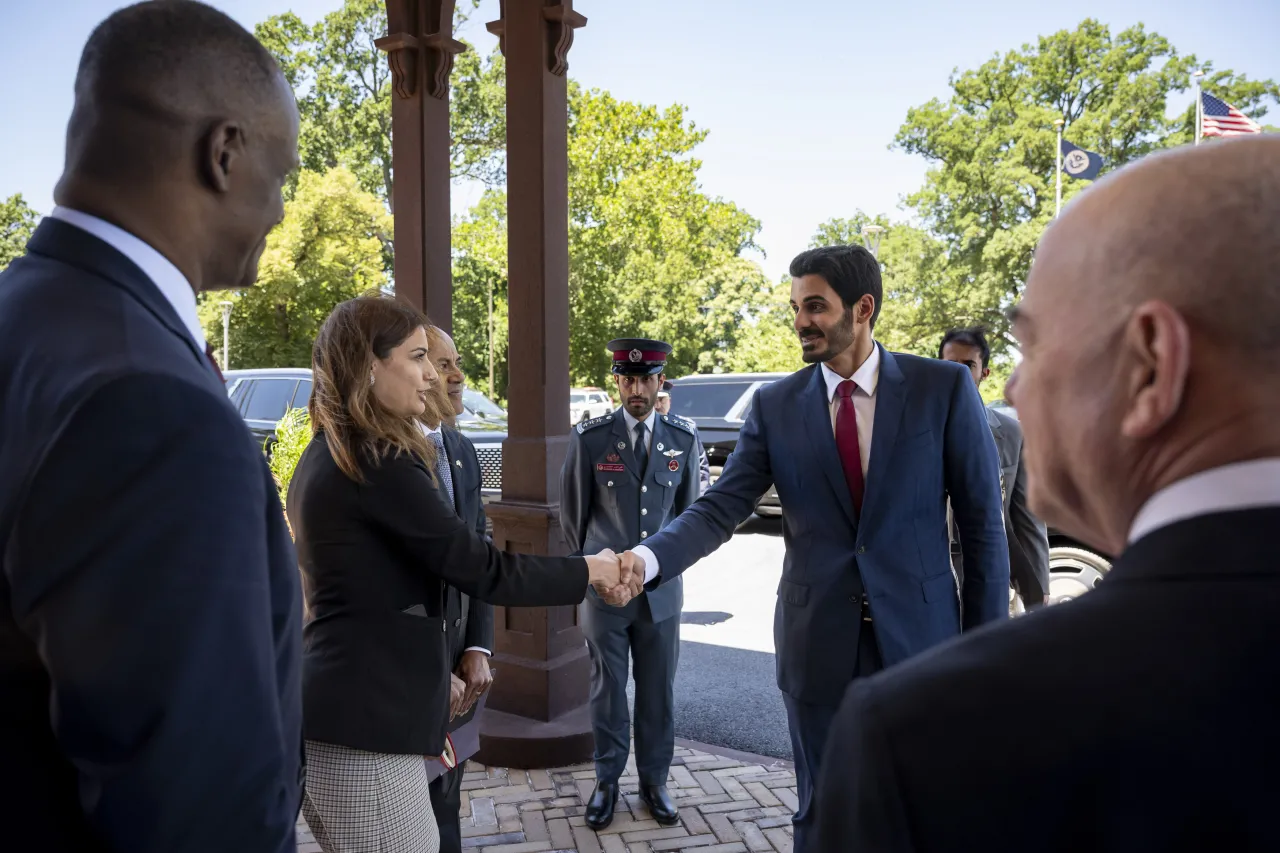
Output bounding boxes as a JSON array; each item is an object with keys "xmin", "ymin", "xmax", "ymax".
[
  {"xmin": 857, "ymin": 294, "xmax": 876, "ymax": 325},
  {"xmin": 1119, "ymin": 300, "xmax": 1190, "ymax": 441},
  {"xmin": 981, "ymin": 367, "xmax": 991, "ymax": 381},
  {"xmin": 201, "ymin": 121, "xmax": 245, "ymax": 193}
]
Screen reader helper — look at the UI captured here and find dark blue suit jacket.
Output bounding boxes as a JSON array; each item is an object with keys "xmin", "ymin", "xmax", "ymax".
[
  {"xmin": 645, "ymin": 347, "xmax": 1009, "ymax": 705},
  {"xmin": 0, "ymin": 219, "xmax": 303, "ymax": 852}
]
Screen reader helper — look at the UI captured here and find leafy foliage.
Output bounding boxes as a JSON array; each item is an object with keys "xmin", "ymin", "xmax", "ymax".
[
  {"xmin": 268, "ymin": 406, "xmax": 313, "ymax": 509},
  {"xmin": 0, "ymin": 194, "xmax": 39, "ymax": 271},
  {"xmin": 198, "ymin": 168, "xmax": 390, "ymax": 368}
]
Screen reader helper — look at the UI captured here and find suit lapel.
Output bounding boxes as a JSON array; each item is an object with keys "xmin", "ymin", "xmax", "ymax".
[
  {"xmin": 26, "ymin": 218, "xmax": 207, "ymax": 370},
  {"xmin": 610, "ymin": 412, "xmax": 643, "ymax": 481},
  {"xmin": 985, "ymin": 406, "xmax": 1004, "ymax": 449},
  {"xmin": 802, "ymin": 366, "xmax": 858, "ymax": 528},
  {"xmin": 863, "ymin": 345, "xmax": 907, "ymax": 520}
]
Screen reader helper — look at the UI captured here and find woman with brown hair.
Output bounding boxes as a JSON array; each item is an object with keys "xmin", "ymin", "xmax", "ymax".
[{"xmin": 288, "ymin": 294, "xmax": 629, "ymax": 853}]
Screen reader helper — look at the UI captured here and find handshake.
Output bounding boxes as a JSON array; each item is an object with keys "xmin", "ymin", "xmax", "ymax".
[{"xmin": 584, "ymin": 549, "xmax": 647, "ymax": 607}]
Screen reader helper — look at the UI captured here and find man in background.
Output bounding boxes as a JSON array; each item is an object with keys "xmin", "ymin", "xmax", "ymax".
[
  {"xmin": 422, "ymin": 326, "xmax": 493, "ymax": 853},
  {"xmin": 560, "ymin": 339, "xmax": 701, "ymax": 830},
  {"xmin": 939, "ymin": 327, "xmax": 1050, "ymax": 609},
  {"xmin": 813, "ymin": 136, "xmax": 1280, "ymax": 852},
  {"xmin": 0, "ymin": 2, "xmax": 303, "ymax": 850}
]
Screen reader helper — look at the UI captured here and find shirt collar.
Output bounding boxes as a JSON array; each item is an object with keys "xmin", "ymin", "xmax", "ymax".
[
  {"xmin": 621, "ymin": 406, "xmax": 656, "ymax": 434},
  {"xmin": 821, "ymin": 342, "xmax": 881, "ymax": 401},
  {"xmin": 420, "ymin": 421, "xmax": 443, "ymax": 437},
  {"xmin": 1128, "ymin": 458, "xmax": 1280, "ymax": 544},
  {"xmin": 49, "ymin": 207, "xmax": 206, "ymax": 351}
]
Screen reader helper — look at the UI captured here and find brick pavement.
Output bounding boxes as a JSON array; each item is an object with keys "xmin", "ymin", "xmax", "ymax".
[{"xmin": 296, "ymin": 742, "xmax": 797, "ymax": 853}]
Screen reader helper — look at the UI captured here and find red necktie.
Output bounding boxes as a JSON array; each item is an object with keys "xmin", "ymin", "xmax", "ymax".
[
  {"xmin": 835, "ymin": 380, "xmax": 864, "ymax": 514},
  {"xmin": 205, "ymin": 342, "xmax": 225, "ymax": 383}
]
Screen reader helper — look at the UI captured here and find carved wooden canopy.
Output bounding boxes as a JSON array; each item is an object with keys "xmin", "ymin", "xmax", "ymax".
[
  {"xmin": 375, "ymin": 0, "xmax": 467, "ymax": 99},
  {"xmin": 486, "ymin": 0, "xmax": 586, "ymax": 77}
]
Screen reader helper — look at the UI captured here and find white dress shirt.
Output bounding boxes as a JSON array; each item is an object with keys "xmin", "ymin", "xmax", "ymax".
[
  {"xmin": 420, "ymin": 421, "xmax": 491, "ymax": 658},
  {"xmin": 621, "ymin": 407, "xmax": 657, "ymax": 455},
  {"xmin": 820, "ymin": 344, "xmax": 880, "ymax": 477},
  {"xmin": 632, "ymin": 346, "xmax": 883, "ymax": 584},
  {"xmin": 1128, "ymin": 458, "xmax": 1280, "ymax": 545},
  {"xmin": 49, "ymin": 207, "xmax": 206, "ymax": 351}
]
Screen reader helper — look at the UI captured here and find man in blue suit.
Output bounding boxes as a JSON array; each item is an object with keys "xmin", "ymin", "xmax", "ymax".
[
  {"xmin": 0, "ymin": 3, "xmax": 303, "ymax": 851},
  {"xmin": 621, "ymin": 244, "xmax": 1009, "ymax": 852}
]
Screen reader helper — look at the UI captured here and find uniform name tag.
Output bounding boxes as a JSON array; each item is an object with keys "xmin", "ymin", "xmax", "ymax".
[{"xmin": 596, "ymin": 463, "xmax": 626, "ymax": 472}]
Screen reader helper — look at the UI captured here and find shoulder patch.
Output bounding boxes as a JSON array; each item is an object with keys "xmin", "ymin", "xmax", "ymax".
[
  {"xmin": 576, "ymin": 413, "xmax": 614, "ymax": 435},
  {"xmin": 662, "ymin": 413, "xmax": 697, "ymax": 436}
]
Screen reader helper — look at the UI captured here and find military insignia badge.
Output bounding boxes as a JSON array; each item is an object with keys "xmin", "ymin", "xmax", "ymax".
[
  {"xmin": 662, "ymin": 448, "xmax": 684, "ymax": 458},
  {"xmin": 628, "ymin": 348, "xmax": 643, "ymax": 362},
  {"xmin": 597, "ymin": 463, "xmax": 626, "ymax": 473},
  {"xmin": 606, "ymin": 452, "xmax": 621, "ymax": 463},
  {"xmin": 617, "ymin": 441, "xmax": 626, "ymax": 450},
  {"xmin": 655, "ymin": 442, "xmax": 664, "ymax": 452},
  {"xmin": 668, "ymin": 459, "xmax": 680, "ymax": 472}
]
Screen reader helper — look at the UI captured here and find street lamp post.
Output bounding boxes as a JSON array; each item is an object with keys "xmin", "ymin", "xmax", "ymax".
[
  {"xmin": 860, "ymin": 224, "xmax": 884, "ymax": 259},
  {"xmin": 219, "ymin": 301, "xmax": 233, "ymax": 371},
  {"xmin": 1054, "ymin": 118, "xmax": 1065, "ymax": 219},
  {"xmin": 1192, "ymin": 70, "xmax": 1205, "ymax": 145}
]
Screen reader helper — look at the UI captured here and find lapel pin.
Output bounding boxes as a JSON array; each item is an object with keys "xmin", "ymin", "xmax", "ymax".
[
  {"xmin": 617, "ymin": 441, "xmax": 626, "ymax": 450},
  {"xmin": 668, "ymin": 459, "xmax": 680, "ymax": 472},
  {"xmin": 663, "ymin": 448, "xmax": 684, "ymax": 458},
  {"xmin": 656, "ymin": 442, "xmax": 664, "ymax": 452}
]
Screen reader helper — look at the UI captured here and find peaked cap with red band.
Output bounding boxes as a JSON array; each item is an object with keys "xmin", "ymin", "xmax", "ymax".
[{"xmin": 606, "ymin": 338, "xmax": 672, "ymax": 376}]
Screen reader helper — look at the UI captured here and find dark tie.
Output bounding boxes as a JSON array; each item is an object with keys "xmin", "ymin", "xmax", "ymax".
[
  {"xmin": 634, "ymin": 422, "xmax": 648, "ymax": 472},
  {"xmin": 204, "ymin": 342, "xmax": 224, "ymax": 382},
  {"xmin": 835, "ymin": 380, "xmax": 865, "ymax": 514},
  {"xmin": 427, "ymin": 430, "xmax": 456, "ymax": 509}
]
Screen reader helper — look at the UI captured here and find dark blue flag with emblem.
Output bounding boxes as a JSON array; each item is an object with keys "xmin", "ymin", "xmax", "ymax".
[{"xmin": 1060, "ymin": 139, "xmax": 1104, "ymax": 181}]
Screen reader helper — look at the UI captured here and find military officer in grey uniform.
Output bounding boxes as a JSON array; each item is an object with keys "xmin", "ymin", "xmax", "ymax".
[{"xmin": 560, "ymin": 338, "xmax": 701, "ymax": 831}]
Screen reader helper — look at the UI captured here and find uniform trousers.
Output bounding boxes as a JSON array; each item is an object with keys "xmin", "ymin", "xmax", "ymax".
[
  {"xmin": 428, "ymin": 762, "xmax": 464, "ymax": 853},
  {"xmin": 581, "ymin": 599, "xmax": 681, "ymax": 785},
  {"xmin": 784, "ymin": 612, "xmax": 882, "ymax": 853},
  {"xmin": 301, "ymin": 740, "xmax": 440, "ymax": 853}
]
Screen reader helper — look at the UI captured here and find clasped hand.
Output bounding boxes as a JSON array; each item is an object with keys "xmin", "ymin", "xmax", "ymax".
[{"xmin": 585, "ymin": 548, "xmax": 646, "ymax": 607}]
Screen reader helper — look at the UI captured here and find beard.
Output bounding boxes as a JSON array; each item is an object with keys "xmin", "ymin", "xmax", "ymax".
[{"xmin": 798, "ymin": 306, "xmax": 856, "ymax": 364}]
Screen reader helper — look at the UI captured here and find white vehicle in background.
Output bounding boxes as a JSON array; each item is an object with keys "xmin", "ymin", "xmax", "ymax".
[{"xmin": 570, "ymin": 387, "xmax": 612, "ymax": 425}]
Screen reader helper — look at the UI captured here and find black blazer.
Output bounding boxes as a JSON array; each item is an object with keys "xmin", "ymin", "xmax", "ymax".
[
  {"xmin": 288, "ymin": 430, "xmax": 589, "ymax": 756},
  {"xmin": 0, "ymin": 219, "xmax": 303, "ymax": 853},
  {"xmin": 441, "ymin": 425, "xmax": 494, "ymax": 663},
  {"xmin": 813, "ymin": 507, "xmax": 1280, "ymax": 852}
]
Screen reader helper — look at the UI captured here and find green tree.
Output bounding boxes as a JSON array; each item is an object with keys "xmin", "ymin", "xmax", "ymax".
[
  {"xmin": 1, "ymin": 193, "xmax": 39, "ymax": 271},
  {"xmin": 894, "ymin": 19, "xmax": 1278, "ymax": 359},
  {"xmin": 255, "ymin": 0, "xmax": 501, "ymax": 204},
  {"xmin": 199, "ymin": 168, "xmax": 390, "ymax": 368},
  {"xmin": 451, "ymin": 85, "xmax": 781, "ymax": 393}
]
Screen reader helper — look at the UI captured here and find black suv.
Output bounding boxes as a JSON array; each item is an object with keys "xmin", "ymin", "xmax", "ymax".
[
  {"xmin": 224, "ymin": 368, "xmax": 507, "ymax": 500},
  {"xmin": 667, "ymin": 373, "xmax": 789, "ymax": 516}
]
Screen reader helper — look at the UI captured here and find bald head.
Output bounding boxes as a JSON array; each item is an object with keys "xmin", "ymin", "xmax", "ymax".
[
  {"xmin": 1010, "ymin": 135, "xmax": 1280, "ymax": 556},
  {"xmin": 56, "ymin": 0, "xmax": 300, "ymax": 294}
]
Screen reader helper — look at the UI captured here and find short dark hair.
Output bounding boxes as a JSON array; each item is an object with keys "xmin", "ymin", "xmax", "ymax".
[
  {"xmin": 788, "ymin": 245, "xmax": 883, "ymax": 328},
  {"xmin": 938, "ymin": 327, "xmax": 991, "ymax": 369},
  {"xmin": 66, "ymin": 1, "xmax": 283, "ymax": 181}
]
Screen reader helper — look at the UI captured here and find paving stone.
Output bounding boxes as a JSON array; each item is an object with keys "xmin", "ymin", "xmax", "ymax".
[
  {"xmin": 741, "ymin": 783, "xmax": 781, "ymax": 808},
  {"xmin": 704, "ymin": 813, "xmax": 740, "ymax": 843},
  {"xmin": 773, "ymin": 789, "xmax": 799, "ymax": 813},
  {"xmin": 732, "ymin": 822, "xmax": 772, "ymax": 853},
  {"xmin": 481, "ymin": 842, "xmax": 552, "ymax": 853},
  {"xmin": 548, "ymin": 818, "xmax": 575, "ymax": 850},
  {"xmin": 763, "ymin": 827, "xmax": 792, "ymax": 852}
]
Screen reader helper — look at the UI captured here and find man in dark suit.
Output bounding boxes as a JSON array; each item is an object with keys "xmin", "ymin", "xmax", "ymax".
[
  {"xmin": 422, "ymin": 327, "xmax": 494, "ymax": 853},
  {"xmin": 0, "ymin": 3, "xmax": 303, "ymax": 852},
  {"xmin": 812, "ymin": 135, "xmax": 1280, "ymax": 852},
  {"xmin": 940, "ymin": 327, "xmax": 1050, "ymax": 609},
  {"xmin": 620, "ymin": 246, "xmax": 1010, "ymax": 852},
  {"xmin": 560, "ymin": 339, "xmax": 702, "ymax": 830}
]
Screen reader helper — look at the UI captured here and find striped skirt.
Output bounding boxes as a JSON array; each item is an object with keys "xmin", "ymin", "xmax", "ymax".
[{"xmin": 301, "ymin": 740, "xmax": 440, "ymax": 853}]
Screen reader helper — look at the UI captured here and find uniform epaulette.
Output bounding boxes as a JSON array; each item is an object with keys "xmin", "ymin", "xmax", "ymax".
[
  {"xmin": 661, "ymin": 414, "xmax": 697, "ymax": 436},
  {"xmin": 576, "ymin": 413, "xmax": 615, "ymax": 435}
]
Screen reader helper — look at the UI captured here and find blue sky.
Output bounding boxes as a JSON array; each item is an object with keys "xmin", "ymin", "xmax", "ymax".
[{"xmin": 1, "ymin": 0, "xmax": 1276, "ymax": 280}]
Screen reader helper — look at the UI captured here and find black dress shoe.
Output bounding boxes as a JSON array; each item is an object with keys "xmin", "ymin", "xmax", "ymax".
[
  {"xmin": 584, "ymin": 781, "xmax": 618, "ymax": 830},
  {"xmin": 640, "ymin": 784, "xmax": 679, "ymax": 826}
]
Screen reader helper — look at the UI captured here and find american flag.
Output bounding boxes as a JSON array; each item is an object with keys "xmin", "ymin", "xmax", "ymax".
[{"xmin": 1200, "ymin": 92, "xmax": 1263, "ymax": 137}]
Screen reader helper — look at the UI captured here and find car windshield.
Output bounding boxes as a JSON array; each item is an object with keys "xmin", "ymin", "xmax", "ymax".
[
  {"xmin": 462, "ymin": 388, "xmax": 506, "ymax": 418},
  {"xmin": 570, "ymin": 393, "xmax": 586, "ymax": 404},
  {"xmin": 668, "ymin": 381, "xmax": 756, "ymax": 419}
]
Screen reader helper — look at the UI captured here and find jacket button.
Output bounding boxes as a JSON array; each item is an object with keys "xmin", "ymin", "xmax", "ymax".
[
  {"xmin": 641, "ymin": 531, "xmax": 648, "ymax": 538},
  {"xmin": 441, "ymin": 622, "xmax": 447, "ymax": 632},
  {"xmin": 641, "ymin": 508, "xmax": 648, "ymax": 516},
  {"xmin": 455, "ymin": 460, "xmax": 462, "ymax": 467},
  {"xmin": 607, "ymin": 481, "xmax": 614, "ymax": 487},
  {"xmin": 857, "ymin": 545, "xmax": 866, "ymax": 554},
  {"xmin": 641, "ymin": 485, "xmax": 648, "ymax": 493},
  {"xmin": 454, "ymin": 618, "xmax": 461, "ymax": 627}
]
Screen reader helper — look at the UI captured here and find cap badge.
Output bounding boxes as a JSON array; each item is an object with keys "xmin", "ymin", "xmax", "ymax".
[{"xmin": 628, "ymin": 349, "xmax": 643, "ymax": 362}]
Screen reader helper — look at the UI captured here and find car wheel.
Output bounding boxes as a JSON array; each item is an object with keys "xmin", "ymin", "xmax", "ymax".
[{"xmin": 1047, "ymin": 546, "xmax": 1111, "ymax": 605}]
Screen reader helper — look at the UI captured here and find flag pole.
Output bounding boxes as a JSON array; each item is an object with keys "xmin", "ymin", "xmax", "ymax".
[
  {"xmin": 1193, "ymin": 70, "xmax": 1204, "ymax": 145},
  {"xmin": 1054, "ymin": 118, "xmax": 1064, "ymax": 219}
]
